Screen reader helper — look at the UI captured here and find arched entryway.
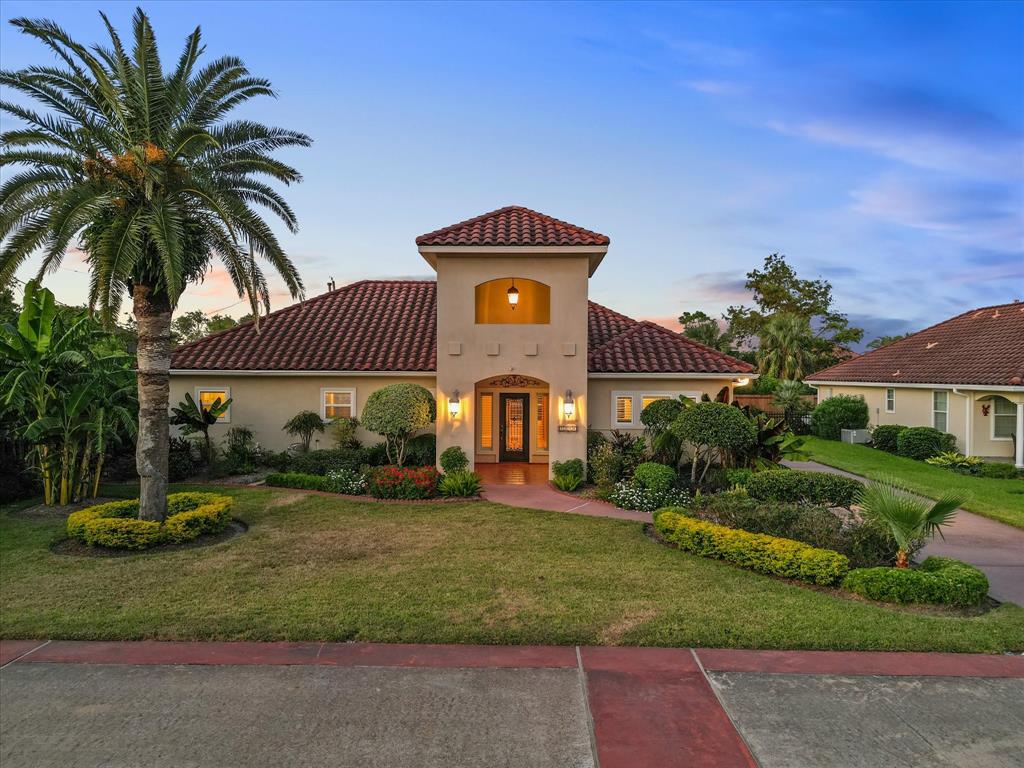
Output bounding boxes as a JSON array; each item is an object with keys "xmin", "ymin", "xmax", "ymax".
[{"xmin": 474, "ymin": 375, "xmax": 550, "ymax": 476}]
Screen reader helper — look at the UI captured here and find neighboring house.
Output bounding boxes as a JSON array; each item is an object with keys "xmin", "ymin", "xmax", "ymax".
[
  {"xmin": 170, "ymin": 206, "xmax": 754, "ymax": 473},
  {"xmin": 806, "ymin": 301, "xmax": 1024, "ymax": 468}
]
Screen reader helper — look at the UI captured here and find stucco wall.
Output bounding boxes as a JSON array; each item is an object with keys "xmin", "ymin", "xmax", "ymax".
[
  {"xmin": 586, "ymin": 377, "xmax": 736, "ymax": 433},
  {"xmin": 168, "ymin": 373, "xmax": 437, "ymax": 452},
  {"xmin": 818, "ymin": 384, "xmax": 1020, "ymax": 459},
  {"xmin": 434, "ymin": 254, "xmax": 591, "ymax": 472}
]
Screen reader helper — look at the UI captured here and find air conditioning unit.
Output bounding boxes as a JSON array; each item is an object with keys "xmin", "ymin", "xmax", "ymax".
[{"xmin": 841, "ymin": 429, "xmax": 872, "ymax": 444}]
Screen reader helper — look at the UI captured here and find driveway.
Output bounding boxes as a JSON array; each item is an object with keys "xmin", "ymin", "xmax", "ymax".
[
  {"xmin": 1, "ymin": 641, "xmax": 1021, "ymax": 768},
  {"xmin": 785, "ymin": 460, "xmax": 1024, "ymax": 605}
]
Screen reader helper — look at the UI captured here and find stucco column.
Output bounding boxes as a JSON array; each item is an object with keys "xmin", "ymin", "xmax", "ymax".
[{"xmin": 1016, "ymin": 401, "xmax": 1024, "ymax": 469}]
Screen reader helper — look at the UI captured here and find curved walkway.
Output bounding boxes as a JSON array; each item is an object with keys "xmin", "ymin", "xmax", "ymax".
[
  {"xmin": 786, "ymin": 460, "xmax": 1024, "ymax": 605},
  {"xmin": 481, "ymin": 481, "xmax": 648, "ymax": 522}
]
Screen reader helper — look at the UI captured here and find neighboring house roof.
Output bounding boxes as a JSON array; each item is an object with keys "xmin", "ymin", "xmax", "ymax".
[
  {"xmin": 171, "ymin": 280, "xmax": 752, "ymax": 376},
  {"xmin": 808, "ymin": 301, "xmax": 1024, "ymax": 387},
  {"xmin": 415, "ymin": 205, "xmax": 610, "ymax": 247}
]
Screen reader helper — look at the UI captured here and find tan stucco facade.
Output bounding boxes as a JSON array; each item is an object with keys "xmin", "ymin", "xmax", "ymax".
[
  {"xmin": 587, "ymin": 377, "xmax": 737, "ymax": 433},
  {"xmin": 811, "ymin": 383, "xmax": 1024, "ymax": 463}
]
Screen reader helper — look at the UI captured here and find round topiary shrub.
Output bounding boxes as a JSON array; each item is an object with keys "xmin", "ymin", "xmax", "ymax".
[
  {"xmin": 66, "ymin": 492, "xmax": 233, "ymax": 550},
  {"xmin": 633, "ymin": 462, "xmax": 677, "ymax": 493},
  {"xmin": 439, "ymin": 445, "xmax": 469, "ymax": 474},
  {"xmin": 896, "ymin": 426, "xmax": 955, "ymax": 461},
  {"xmin": 870, "ymin": 424, "xmax": 906, "ymax": 453},
  {"xmin": 810, "ymin": 395, "xmax": 869, "ymax": 440},
  {"xmin": 360, "ymin": 384, "xmax": 436, "ymax": 466},
  {"xmin": 672, "ymin": 401, "xmax": 757, "ymax": 485}
]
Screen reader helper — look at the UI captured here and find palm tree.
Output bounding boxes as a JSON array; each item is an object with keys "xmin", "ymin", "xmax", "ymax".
[
  {"xmin": 857, "ymin": 479, "xmax": 963, "ymax": 568},
  {"xmin": 757, "ymin": 313, "xmax": 815, "ymax": 381},
  {"xmin": 1, "ymin": 9, "xmax": 310, "ymax": 519}
]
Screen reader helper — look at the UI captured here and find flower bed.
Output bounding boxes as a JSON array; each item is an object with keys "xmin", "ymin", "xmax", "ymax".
[
  {"xmin": 843, "ymin": 557, "xmax": 989, "ymax": 607},
  {"xmin": 653, "ymin": 508, "xmax": 849, "ymax": 586},
  {"xmin": 66, "ymin": 492, "xmax": 232, "ymax": 550}
]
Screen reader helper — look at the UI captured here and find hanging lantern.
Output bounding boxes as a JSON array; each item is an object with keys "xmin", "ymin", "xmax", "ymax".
[{"xmin": 507, "ymin": 279, "xmax": 519, "ymax": 309}]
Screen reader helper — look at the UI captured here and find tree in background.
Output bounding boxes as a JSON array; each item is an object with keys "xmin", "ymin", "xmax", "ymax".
[
  {"xmin": 0, "ymin": 9, "xmax": 310, "ymax": 520},
  {"xmin": 867, "ymin": 333, "xmax": 912, "ymax": 350},
  {"xmin": 171, "ymin": 311, "xmax": 240, "ymax": 346},
  {"xmin": 678, "ymin": 310, "xmax": 732, "ymax": 352},
  {"xmin": 757, "ymin": 313, "xmax": 815, "ymax": 381}
]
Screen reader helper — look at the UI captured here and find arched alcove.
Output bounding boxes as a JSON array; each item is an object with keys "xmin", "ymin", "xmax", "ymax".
[{"xmin": 475, "ymin": 277, "xmax": 550, "ymax": 324}]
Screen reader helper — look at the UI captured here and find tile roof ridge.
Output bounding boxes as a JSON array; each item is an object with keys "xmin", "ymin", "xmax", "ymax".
[
  {"xmin": 633, "ymin": 320, "xmax": 754, "ymax": 370},
  {"xmin": 416, "ymin": 205, "xmax": 610, "ymax": 245}
]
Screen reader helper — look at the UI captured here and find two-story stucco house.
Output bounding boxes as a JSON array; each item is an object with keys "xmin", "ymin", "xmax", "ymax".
[{"xmin": 169, "ymin": 206, "xmax": 754, "ymax": 474}]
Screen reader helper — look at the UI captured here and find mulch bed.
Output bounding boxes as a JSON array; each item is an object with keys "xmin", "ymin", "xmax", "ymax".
[
  {"xmin": 8, "ymin": 497, "xmax": 122, "ymax": 523},
  {"xmin": 50, "ymin": 519, "xmax": 248, "ymax": 558}
]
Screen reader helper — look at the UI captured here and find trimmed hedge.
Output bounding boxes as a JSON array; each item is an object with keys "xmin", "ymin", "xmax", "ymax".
[
  {"xmin": 896, "ymin": 427, "xmax": 957, "ymax": 461},
  {"xmin": 654, "ymin": 508, "xmax": 849, "ymax": 585},
  {"xmin": 843, "ymin": 557, "xmax": 989, "ymax": 607},
  {"xmin": 810, "ymin": 395, "xmax": 869, "ymax": 440},
  {"xmin": 66, "ymin": 492, "xmax": 232, "ymax": 550},
  {"xmin": 265, "ymin": 472, "xmax": 328, "ymax": 491},
  {"xmin": 745, "ymin": 470, "xmax": 861, "ymax": 508},
  {"xmin": 870, "ymin": 424, "xmax": 906, "ymax": 453}
]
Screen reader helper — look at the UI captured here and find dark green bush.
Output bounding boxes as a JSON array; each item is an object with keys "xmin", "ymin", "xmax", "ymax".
[
  {"xmin": 265, "ymin": 472, "xmax": 326, "ymax": 491},
  {"xmin": 810, "ymin": 395, "xmax": 869, "ymax": 440},
  {"xmin": 553, "ymin": 473, "xmax": 584, "ymax": 492},
  {"xmin": 977, "ymin": 462, "xmax": 1022, "ymax": 479},
  {"xmin": 633, "ymin": 462, "xmax": 676, "ymax": 493},
  {"xmin": 437, "ymin": 470, "xmax": 482, "ymax": 497},
  {"xmin": 745, "ymin": 470, "xmax": 861, "ymax": 507},
  {"xmin": 896, "ymin": 426, "xmax": 955, "ymax": 461},
  {"xmin": 842, "ymin": 557, "xmax": 988, "ymax": 607},
  {"xmin": 288, "ymin": 448, "xmax": 366, "ymax": 476},
  {"xmin": 723, "ymin": 468, "xmax": 755, "ymax": 487},
  {"xmin": 552, "ymin": 458, "xmax": 585, "ymax": 479},
  {"xmin": 405, "ymin": 433, "xmax": 437, "ymax": 467},
  {"xmin": 363, "ymin": 442, "xmax": 390, "ymax": 467},
  {"xmin": 870, "ymin": 424, "xmax": 907, "ymax": 453},
  {"xmin": 168, "ymin": 437, "xmax": 200, "ymax": 481},
  {"xmin": 439, "ymin": 446, "xmax": 469, "ymax": 474}
]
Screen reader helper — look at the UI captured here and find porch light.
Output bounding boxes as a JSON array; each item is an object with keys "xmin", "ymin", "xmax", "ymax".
[
  {"xmin": 507, "ymin": 279, "xmax": 519, "ymax": 309},
  {"xmin": 448, "ymin": 389, "xmax": 461, "ymax": 418},
  {"xmin": 734, "ymin": 377, "xmax": 750, "ymax": 387},
  {"xmin": 562, "ymin": 390, "xmax": 575, "ymax": 420}
]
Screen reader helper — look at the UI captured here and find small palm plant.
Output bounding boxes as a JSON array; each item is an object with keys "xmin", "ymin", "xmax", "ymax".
[
  {"xmin": 857, "ymin": 478, "xmax": 963, "ymax": 568},
  {"xmin": 283, "ymin": 410, "xmax": 325, "ymax": 453}
]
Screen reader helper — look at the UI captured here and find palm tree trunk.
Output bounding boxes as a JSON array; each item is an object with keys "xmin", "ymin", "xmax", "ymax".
[
  {"xmin": 895, "ymin": 549, "xmax": 909, "ymax": 569},
  {"xmin": 134, "ymin": 284, "xmax": 171, "ymax": 522}
]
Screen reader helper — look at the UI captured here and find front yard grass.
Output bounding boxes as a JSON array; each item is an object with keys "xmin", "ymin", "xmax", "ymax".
[
  {"xmin": 802, "ymin": 437, "xmax": 1024, "ymax": 529},
  {"xmin": 2, "ymin": 485, "xmax": 1022, "ymax": 652}
]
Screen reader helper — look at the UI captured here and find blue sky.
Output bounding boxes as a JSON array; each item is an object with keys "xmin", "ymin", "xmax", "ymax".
[{"xmin": 2, "ymin": 0, "xmax": 1022, "ymax": 346}]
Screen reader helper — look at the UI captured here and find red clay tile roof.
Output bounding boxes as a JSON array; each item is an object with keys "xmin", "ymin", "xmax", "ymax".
[
  {"xmin": 171, "ymin": 281, "xmax": 752, "ymax": 375},
  {"xmin": 588, "ymin": 302, "xmax": 754, "ymax": 375},
  {"xmin": 171, "ymin": 280, "xmax": 437, "ymax": 372},
  {"xmin": 808, "ymin": 301, "xmax": 1024, "ymax": 387},
  {"xmin": 415, "ymin": 206, "xmax": 610, "ymax": 247}
]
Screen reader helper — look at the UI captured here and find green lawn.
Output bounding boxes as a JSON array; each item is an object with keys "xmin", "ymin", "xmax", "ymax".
[
  {"xmin": 2, "ymin": 485, "xmax": 1022, "ymax": 652},
  {"xmin": 802, "ymin": 437, "xmax": 1024, "ymax": 529}
]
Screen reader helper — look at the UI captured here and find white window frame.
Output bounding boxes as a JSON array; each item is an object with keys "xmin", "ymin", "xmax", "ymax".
[
  {"xmin": 932, "ymin": 390, "xmax": 948, "ymax": 433},
  {"xmin": 195, "ymin": 387, "xmax": 231, "ymax": 424},
  {"xmin": 991, "ymin": 396, "xmax": 1016, "ymax": 441},
  {"xmin": 610, "ymin": 391, "xmax": 701, "ymax": 428},
  {"xmin": 885, "ymin": 388, "xmax": 895, "ymax": 413},
  {"xmin": 320, "ymin": 387, "xmax": 357, "ymax": 422}
]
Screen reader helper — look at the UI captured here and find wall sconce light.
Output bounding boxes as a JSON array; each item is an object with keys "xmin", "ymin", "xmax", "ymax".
[
  {"xmin": 507, "ymin": 278, "xmax": 519, "ymax": 309},
  {"xmin": 734, "ymin": 377, "xmax": 750, "ymax": 387},
  {"xmin": 562, "ymin": 389, "xmax": 575, "ymax": 420},
  {"xmin": 448, "ymin": 389, "xmax": 461, "ymax": 418}
]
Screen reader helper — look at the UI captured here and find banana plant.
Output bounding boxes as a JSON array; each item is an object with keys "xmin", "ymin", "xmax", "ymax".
[{"xmin": 170, "ymin": 393, "xmax": 231, "ymax": 465}]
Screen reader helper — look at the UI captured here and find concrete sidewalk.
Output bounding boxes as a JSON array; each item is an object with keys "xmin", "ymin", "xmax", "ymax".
[
  {"xmin": 2, "ymin": 641, "xmax": 1022, "ymax": 768},
  {"xmin": 786, "ymin": 460, "xmax": 1024, "ymax": 605}
]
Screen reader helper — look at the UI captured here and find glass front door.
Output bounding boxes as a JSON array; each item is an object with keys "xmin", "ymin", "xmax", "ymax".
[{"xmin": 499, "ymin": 393, "xmax": 530, "ymax": 462}]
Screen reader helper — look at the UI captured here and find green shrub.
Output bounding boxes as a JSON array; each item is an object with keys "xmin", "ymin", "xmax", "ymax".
[
  {"xmin": 691, "ymin": 491, "xmax": 905, "ymax": 569},
  {"xmin": 288, "ymin": 448, "xmax": 366, "ymax": 476},
  {"xmin": 897, "ymin": 426, "xmax": 955, "ymax": 461},
  {"xmin": 745, "ymin": 470, "xmax": 861, "ymax": 507},
  {"xmin": 552, "ymin": 458, "xmax": 585, "ymax": 480},
  {"xmin": 925, "ymin": 451, "xmax": 984, "ymax": 473},
  {"xmin": 589, "ymin": 442, "xmax": 623, "ymax": 494},
  {"xmin": 439, "ymin": 446, "xmax": 469, "ymax": 474},
  {"xmin": 67, "ymin": 492, "xmax": 232, "ymax": 550},
  {"xmin": 168, "ymin": 437, "xmax": 200, "ymax": 481},
  {"xmin": 265, "ymin": 472, "xmax": 326, "ymax": 491},
  {"xmin": 654, "ymin": 509, "xmax": 849, "ymax": 585},
  {"xmin": 283, "ymin": 410, "xmax": 326, "ymax": 453},
  {"xmin": 360, "ymin": 383, "xmax": 436, "ymax": 465},
  {"xmin": 323, "ymin": 468, "xmax": 368, "ymax": 495},
  {"xmin": 633, "ymin": 462, "xmax": 676, "ymax": 493},
  {"xmin": 810, "ymin": 395, "xmax": 869, "ymax": 440},
  {"xmin": 405, "ymin": 433, "xmax": 437, "ymax": 467},
  {"xmin": 843, "ymin": 557, "xmax": 988, "ymax": 607},
  {"xmin": 329, "ymin": 416, "xmax": 361, "ymax": 449},
  {"xmin": 870, "ymin": 424, "xmax": 906, "ymax": 453},
  {"xmin": 976, "ymin": 462, "xmax": 1022, "ymax": 479},
  {"xmin": 609, "ymin": 481, "xmax": 689, "ymax": 512},
  {"xmin": 552, "ymin": 473, "xmax": 584, "ymax": 492},
  {"xmin": 368, "ymin": 465, "xmax": 440, "ymax": 499},
  {"xmin": 363, "ymin": 442, "xmax": 390, "ymax": 467},
  {"xmin": 724, "ymin": 468, "xmax": 755, "ymax": 488},
  {"xmin": 438, "ymin": 470, "xmax": 482, "ymax": 497},
  {"xmin": 673, "ymin": 402, "xmax": 756, "ymax": 485}
]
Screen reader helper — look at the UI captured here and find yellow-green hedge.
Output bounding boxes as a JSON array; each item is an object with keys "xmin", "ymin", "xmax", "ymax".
[
  {"xmin": 66, "ymin": 492, "xmax": 232, "ymax": 550},
  {"xmin": 653, "ymin": 508, "xmax": 849, "ymax": 585}
]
